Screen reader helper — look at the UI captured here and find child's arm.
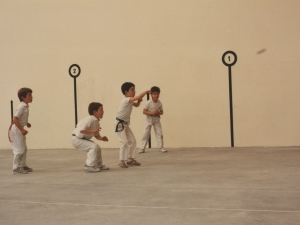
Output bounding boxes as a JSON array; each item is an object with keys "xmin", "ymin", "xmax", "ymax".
[
  {"xmin": 133, "ymin": 99, "xmax": 143, "ymax": 107},
  {"xmin": 143, "ymin": 109, "xmax": 163, "ymax": 116},
  {"xmin": 13, "ymin": 116, "xmax": 28, "ymax": 135},
  {"xmin": 80, "ymin": 126, "xmax": 101, "ymax": 134},
  {"xmin": 143, "ymin": 109, "xmax": 160, "ymax": 116},
  {"xmin": 129, "ymin": 90, "xmax": 150, "ymax": 103},
  {"xmin": 95, "ymin": 135, "xmax": 108, "ymax": 142}
]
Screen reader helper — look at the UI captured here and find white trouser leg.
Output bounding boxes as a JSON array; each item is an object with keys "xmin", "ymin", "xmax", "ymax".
[
  {"xmin": 117, "ymin": 124, "xmax": 136, "ymax": 161},
  {"xmin": 126, "ymin": 126, "xmax": 136, "ymax": 160},
  {"xmin": 10, "ymin": 125, "xmax": 27, "ymax": 170},
  {"xmin": 19, "ymin": 144, "xmax": 28, "ymax": 167},
  {"xmin": 72, "ymin": 137, "xmax": 101, "ymax": 167},
  {"xmin": 96, "ymin": 146, "xmax": 102, "ymax": 165},
  {"xmin": 153, "ymin": 120, "xmax": 164, "ymax": 149},
  {"xmin": 117, "ymin": 129, "xmax": 127, "ymax": 161},
  {"xmin": 140, "ymin": 123, "xmax": 152, "ymax": 150}
]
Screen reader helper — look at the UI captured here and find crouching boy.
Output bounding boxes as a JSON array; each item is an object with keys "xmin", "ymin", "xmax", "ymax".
[{"xmin": 72, "ymin": 102, "xmax": 109, "ymax": 172}]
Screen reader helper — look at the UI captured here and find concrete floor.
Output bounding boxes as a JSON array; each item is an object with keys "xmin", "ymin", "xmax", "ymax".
[{"xmin": 0, "ymin": 147, "xmax": 300, "ymax": 225}]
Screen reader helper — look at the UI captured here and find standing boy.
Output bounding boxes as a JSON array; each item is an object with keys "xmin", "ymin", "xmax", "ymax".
[
  {"xmin": 9, "ymin": 88, "xmax": 33, "ymax": 174},
  {"xmin": 139, "ymin": 86, "xmax": 167, "ymax": 153},
  {"xmin": 115, "ymin": 82, "xmax": 150, "ymax": 168},
  {"xmin": 72, "ymin": 102, "xmax": 109, "ymax": 172}
]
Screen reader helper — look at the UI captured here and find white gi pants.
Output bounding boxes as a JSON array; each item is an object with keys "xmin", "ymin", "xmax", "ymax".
[
  {"xmin": 116, "ymin": 123, "xmax": 136, "ymax": 161},
  {"xmin": 140, "ymin": 118, "xmax": 164, "ymax": 150},
  {"xmin": 9, "ymin": 125, "xmax": 28, "ymax": 170},
  {"xmin": 72, "ymin": 137, "xmax": 102, "ymax": 167}
]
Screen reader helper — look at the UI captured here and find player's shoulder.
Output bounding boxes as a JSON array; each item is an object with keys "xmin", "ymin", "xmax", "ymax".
[
  {"xmin": 145, "ymin": 99, "xmax": 151, "ymax": 105},
  {"xmin": 15, "ymin": 102, "xmax": 27, "ymax": 112},
  {"xmin": 17, "ymin": 101, "xmax": 27, "ymax": 107},
  {"xmin": 82, "ymin": 115, "xmax": 93, "ymax": 122},
  {"xmin": 121, "ymin": 96, "xmax": 131, "ymax": 103}
]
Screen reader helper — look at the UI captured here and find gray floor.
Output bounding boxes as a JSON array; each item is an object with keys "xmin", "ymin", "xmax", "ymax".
[{"xmin": 0, "ymin": 147, "xmax": 300, "ymax": 225}]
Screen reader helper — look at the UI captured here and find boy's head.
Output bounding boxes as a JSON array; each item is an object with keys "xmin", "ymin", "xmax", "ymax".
[
  {"xmin": 151, "ymin": 86, "xmax": 160, "ymax": 94},
  {"xmin": 121, "ymin": 82, "xmax": 135, "ymax": 96},
  {"xmin": 88, "ymin": 102, "xmax": 104, "ymax": 119},
  {"xmin": 18, "ymin": 88, "xmax": 33, "ymax": 103},
  {"xmin": 150, "ymin": 86, "xmax": 160, "ymax": 102}
]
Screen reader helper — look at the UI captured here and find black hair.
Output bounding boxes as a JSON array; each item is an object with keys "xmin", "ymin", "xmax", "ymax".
[
  {"xmin": 151, "ymin": 86, "xmax": 160, "ymax": 93},
  {"xmin": 88, "ymin": 102, "xmax": 103, "ymax": 115},
  {"xmin": 121, "ymin": 82, "xmax": 135, "ymax": 95},
  {"xmin": 18, "ymin": 88, "xmax": 32, "ymax": 102}
]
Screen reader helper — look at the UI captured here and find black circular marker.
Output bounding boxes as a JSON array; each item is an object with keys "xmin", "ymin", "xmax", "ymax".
[
  {"xmin": 222, "ymin": 51, "xmax": 237, "ymax": 67},
  {"xmin": 69, "ymin": 64, "xmax": 81, "ymax": 78}
]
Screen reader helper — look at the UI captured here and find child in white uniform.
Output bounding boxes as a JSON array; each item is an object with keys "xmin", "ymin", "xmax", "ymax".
[
  {"xmin": 115, "ymin": 82, "xmax": 150, "ymax": 168},
  {"xmin": 72, "ymin": 102, "xmax": 109, "ymax": 172},
  {"xmin": 8, "ymin": 88, "xmax": 33, "ymax": 174},
  {"xmin": 139, "ymin": 86, "xmax": 167, "ymax": 153}
]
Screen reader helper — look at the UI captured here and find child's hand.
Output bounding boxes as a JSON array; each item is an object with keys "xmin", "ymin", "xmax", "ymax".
[
  {"xmin": 93, "ymin": 127, "xmax": 101, "ymax": 133},
  {"xmin": 152, "ymin": 111, "xmax": 160, "ymax": 116},
  {"xmin": 27, "ymin": 123, "xmax": 31, "ymax": 128},
  {"xmin": 101, "ymin": 136, "xmax": 108, "ymax": 142},
  {"xmin": 21, "ymin": 129, "xmax": 28, "ymax": 135}
]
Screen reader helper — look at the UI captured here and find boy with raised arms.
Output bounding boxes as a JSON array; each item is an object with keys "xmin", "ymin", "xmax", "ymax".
[{"xmin": 115, "ymin": 82, "xmax": 150, "ymax": 168}]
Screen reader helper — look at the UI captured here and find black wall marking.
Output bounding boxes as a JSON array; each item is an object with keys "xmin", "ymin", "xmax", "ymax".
[
  {"xmin": 222, "ymin": 51, "xmax": 237, "ymax": 147},
  {"xmin": 147, "ymin": 93, "xmax": 151, "ymax": 148},
  {"xmin": 10, "ymin": 100, "xmax": 13, "ymax": 121},
  {"xmin": 69, "ymin": 64, "xmax": 81, "ymax": 127}
]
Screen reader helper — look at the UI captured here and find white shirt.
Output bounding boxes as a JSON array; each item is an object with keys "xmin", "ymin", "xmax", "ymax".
[
  {"xmin": 14, "ymin": 102, "xmax": 29, "ymax": 127},
  {"xmin": 116, "ymin": 97, "xmax": 133, "ymax": 123},
  {"xmin": 144, "ymin": 99, "xmax": 163, "ymax": 120},
  {"xmin": 72, "ymin": 115, "xmax": 100, "ymax": 139}
]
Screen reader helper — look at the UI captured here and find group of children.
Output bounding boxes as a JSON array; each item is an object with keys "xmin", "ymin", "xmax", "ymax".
[{"xmin": 8, "ymin": 82, "xmax": 167, "ymax": 174}]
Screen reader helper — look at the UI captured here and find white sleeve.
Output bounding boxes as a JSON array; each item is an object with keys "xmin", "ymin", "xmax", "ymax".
[
  {"xmin": 94, "ymin": 121, "xmax": 100, "ymax": 137},
  {"xmin": 159, "ymin": 101, "xmax": 163, "ymax": 111},
  {"xmin": 144, "ymin": 100, "xmax": 151, "ymax": 110},
  {"xmin": 74, "ymin": 117, "xmax": 91, "ymax": 138},
  {"xmin": 14, "ymin": 105, "xmax": 25, "ymax": 118}
]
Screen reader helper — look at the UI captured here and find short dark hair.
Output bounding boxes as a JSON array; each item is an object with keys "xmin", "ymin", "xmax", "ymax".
[
  {"xmin": 88, "ymin": 102, "xmax": 103, "ymax": 115},
  {"xmin": 151, "ymin": 86, "xmax": 160, "ymax": 93},
  {"xmin": 121, "ymin": 82, "xmax": 135, "ymax": 95},
  {"xmin": 18, "ymin": 88, "xmax": 32, "ymax": 102}
]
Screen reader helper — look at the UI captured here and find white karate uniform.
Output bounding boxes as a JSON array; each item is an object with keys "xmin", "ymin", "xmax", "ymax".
[
  {"xmin": 140, "ymin": 99, "xmax": 164, "ymax": 150},
  {"xmin": 115, "ymin": 97, "xmax": 136, "ymax": 161},
  {"xmin": 9, "ymin": 102, "xmax": 29, "ymax": 170},
  {"xmin": 72, "ymin": 115, "xmax": 102, "ymax": 167}
]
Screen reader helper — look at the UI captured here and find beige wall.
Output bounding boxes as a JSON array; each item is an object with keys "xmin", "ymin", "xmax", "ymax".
[{"xmin": 1, "ymin": 0, "xmax": 300, "ymax": 149}]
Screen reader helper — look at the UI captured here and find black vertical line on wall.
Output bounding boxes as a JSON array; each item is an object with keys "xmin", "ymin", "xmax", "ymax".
[
  {"xmin": 74, "ymin": 78, "xmax": 78, "ymax": 126},
  {"xmin": 147, "ymin": 93, "xmax": 151, "ymax": 148},
  {"xmin": 10, "ymin": 100, "xmax": 13, "ymax": 121},
  {"xmin": 228, "ymin": 66, "xmax": 234, "ymax": 147}
]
